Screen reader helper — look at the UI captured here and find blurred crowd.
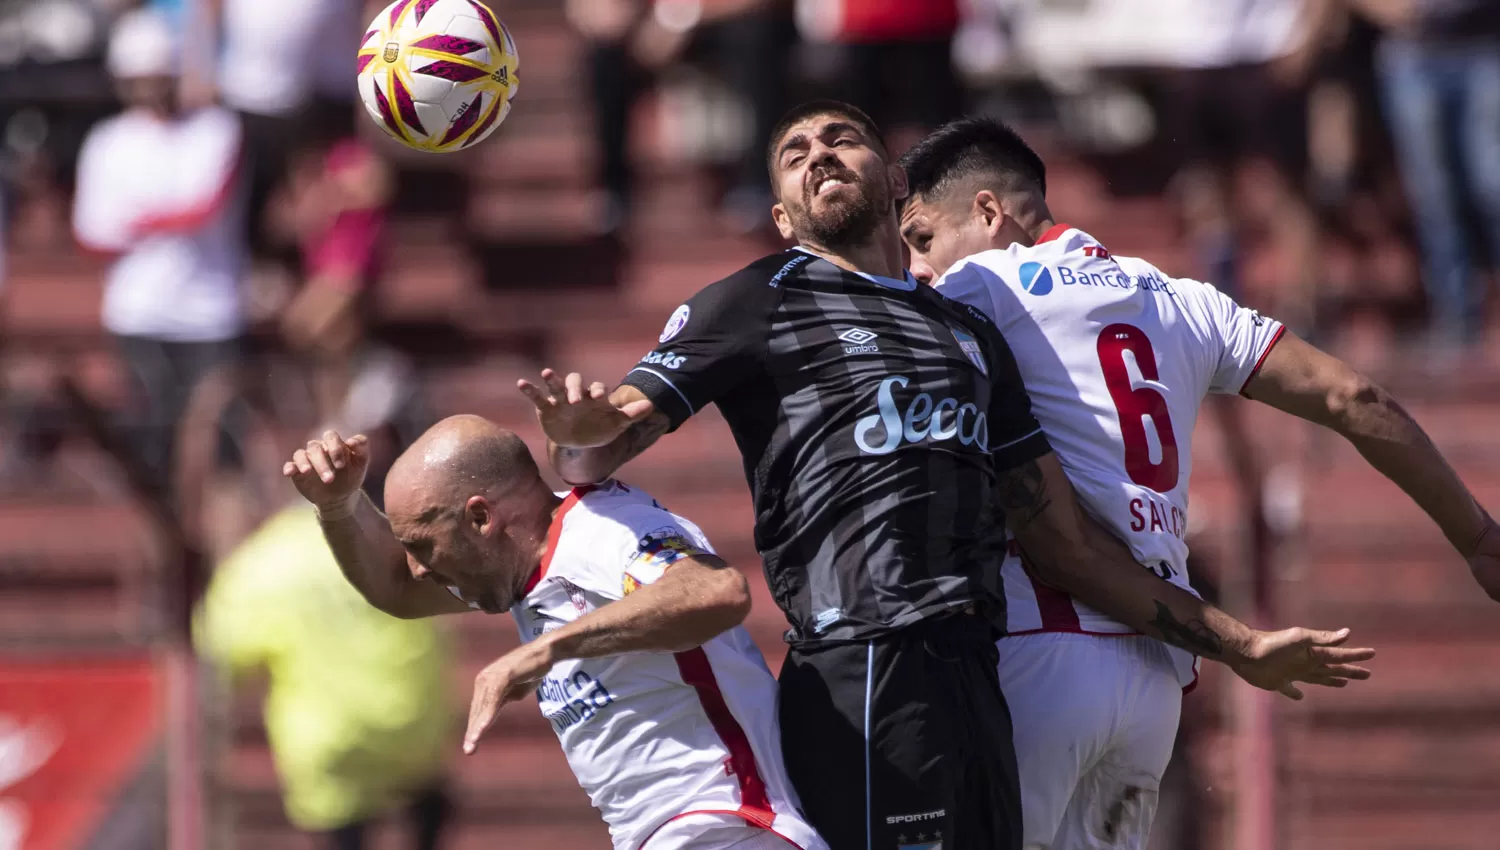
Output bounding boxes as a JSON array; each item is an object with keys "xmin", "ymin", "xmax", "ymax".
[{"xmin": 0, "ymin": 0, "xmax": 1493, "ymax": 846}]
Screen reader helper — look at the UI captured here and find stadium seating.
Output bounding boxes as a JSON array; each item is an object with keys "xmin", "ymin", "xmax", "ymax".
[{"xmin": 3, "ymin": 0, "xmax": 1500, "ymax": 846}]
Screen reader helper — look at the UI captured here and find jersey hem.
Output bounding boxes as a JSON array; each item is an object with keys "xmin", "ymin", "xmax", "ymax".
[
  {"xmin": 634, "ymin": 809, "xmax": 806, "ymax": 850},
  {"xmin": 1002, "ymin": 629, "xmax": 1202, "ymax": 695},
  {"xmin": 1238, "ymin": 324, "xmax": 1286, "ymax": 396}
]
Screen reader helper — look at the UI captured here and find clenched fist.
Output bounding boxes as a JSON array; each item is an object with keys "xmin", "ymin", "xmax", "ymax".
[{"xmin": 283, "ymin": 430, "xmax": 371, "ymax": 513}]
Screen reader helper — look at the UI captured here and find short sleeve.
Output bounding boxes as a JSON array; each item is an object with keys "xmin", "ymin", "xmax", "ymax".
[
  {"xmin": 568, "ymin": 499, "xmax": 718, "ymax": 601},
  {"xmin": 933, "ymin": 260, "xmax": 1003, "ymax": 325},
  {"xmin": 619, "ymin": 270, "xmax": 781, "ymax": 431},
  {"xmin": 1197, "ymin": 285, "xmax": 1286, "ymax": 395},
  {"xmin": 981, "ymin": 324, "xmax": 1053, "ymax": 472}
]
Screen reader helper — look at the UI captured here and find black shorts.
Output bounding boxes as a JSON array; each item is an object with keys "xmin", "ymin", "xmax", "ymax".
[{"xmin": 778, "ymin": 612, "xmax": 1022, "ymax": 850}]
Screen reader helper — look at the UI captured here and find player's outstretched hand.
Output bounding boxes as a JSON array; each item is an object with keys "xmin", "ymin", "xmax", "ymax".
[
  {"xmin": 517, "ymin": 368, "xmax": 656, "ymax": 448},
  {"xmin": 1466, "ymin": 520, "xmax": 1500, "ymax": 603},
  {"xmin": 1232, "ymin": 627, "xmax": 1375, "ymax": 700},
  {"xmin": 464, "ymin": 643, "xmax": 552, "ymax": 755},
  {"xmin": 282, "ymin": 430, "xmax": 371, "ymax": 512}
]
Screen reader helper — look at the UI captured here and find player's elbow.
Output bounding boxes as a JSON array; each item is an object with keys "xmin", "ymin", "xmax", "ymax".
[
  {"xmin": 703, "ymin": 566, "xmax": 753, "ymax": 628},
  {"xmin": 1324, "ymin": 371, "xmax": 1385, "ymax": 432}
]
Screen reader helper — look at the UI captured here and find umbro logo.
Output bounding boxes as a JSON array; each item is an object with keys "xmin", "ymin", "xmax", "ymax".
[{"xmin": 839, "ymin": 327, "xmax": 880, "ymax": 354}]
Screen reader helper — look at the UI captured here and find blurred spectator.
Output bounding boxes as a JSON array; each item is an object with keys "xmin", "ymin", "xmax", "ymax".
[
  {"xmin": 71, "ymin": 8, "xmax": 247, "ymax": 497},
  {"xmin": 266, "ymin": 133, "xmax": 394, "ymax": 425},
  {"xmin": 1355, "ymin": 0, "xmax": 1500, "ymax": 348},
  {"xmin": 1143, "ymin": 0, "xmax": 1334, "ymax": 334},
  {"xmin": 195, "ymin": 493, "xmax": 454, "ymax": 850},
  {"xmin": 795, "ymin": 0, "xmax": 963, "ymax": 153},
  {"xmin": 205, "ymin": 0, "xmax": 361, "ymax": 262},
  {"xmin": 567, "ymin": 0, "xmax": 788, "ymax": 234}
]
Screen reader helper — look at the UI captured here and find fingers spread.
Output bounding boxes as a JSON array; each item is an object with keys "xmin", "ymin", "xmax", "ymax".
[
  {"xmin": 517, "ymin": 380, "xmax": 553, "ymax": 408},
  {"xmin": 564, "ymin": 372, "xmax": 585, "ymax": 404},
  {"xmin": 542, "ymin": 370, "xmax": 568, "ymax": 396},
  {"xmin": 1309, "ymin": 645, "xmax": 1376, "ymax": 664}
]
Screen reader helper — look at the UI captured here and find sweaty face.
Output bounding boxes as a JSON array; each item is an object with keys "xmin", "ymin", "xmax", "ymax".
[
  {"xmin": 772, "ymin": 118, "xmax": 893, "ymax": 249},
  {"xmin": 900, "ymin": 193, "xmax": 994, "ymax": 285},
  {"xmin": 392, "ymin": 514, "xmax": 512, "ymax": 613}
]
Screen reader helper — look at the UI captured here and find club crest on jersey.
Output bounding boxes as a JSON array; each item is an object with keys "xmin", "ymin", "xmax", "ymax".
[
  {"xmin": 949, "ymin": 327, "xmax": 988, "ymax": 376},
  {"xmin": 629, "ymin": 528, "xmax": 706, "ymax": 581},
  {"xmin": 896, "ymin": 836, "xmax": 942, "ymax": 850},
  {"xmin": 659, "ymin": 304, "xmax": 690, "ymax": 343},
  {"xmin": 1018, "ymin": 261, "xmax": 1053, "ymax": 296}
]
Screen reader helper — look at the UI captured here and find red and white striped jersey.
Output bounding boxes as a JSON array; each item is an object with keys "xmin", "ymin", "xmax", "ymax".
[
  {"xmin": 934, "ymin": 225, "xmax": 1283, "ymax": 685},
  {"xmin": 506, "ymin": 480, "xmax": 823, "ymax": 850}
]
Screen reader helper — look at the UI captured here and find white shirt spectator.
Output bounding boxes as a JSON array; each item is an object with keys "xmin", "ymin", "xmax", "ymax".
[
  {"xmin": 73, "ymin": 106, "xmax": 246, "ymax": 341},
  {"xmin": 218, "ymin": 0, "xmax": 357, "ymax": 116},
  {"xmin": 1005, "ymin": 0, "xmax": 1306, "ymax": 71}
]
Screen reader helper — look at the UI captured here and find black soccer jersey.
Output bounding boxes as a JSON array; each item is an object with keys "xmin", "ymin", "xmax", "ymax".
[{"xmin": 622, "ymin": 249, "xmax": 1052, "ymax": 645}]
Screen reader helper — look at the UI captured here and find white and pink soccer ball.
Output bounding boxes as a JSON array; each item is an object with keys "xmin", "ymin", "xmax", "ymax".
[{"xmin": 356, "ymin": 0, "xmax": 519, "ymax": 152}]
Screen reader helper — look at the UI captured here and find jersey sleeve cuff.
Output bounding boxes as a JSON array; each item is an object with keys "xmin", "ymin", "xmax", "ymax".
[
  {"xmin": 1238, "ymin": 324, "xmax": 1286, "ymax": 397},
  {"xmin": 991, "ymin": 427, "xmax": 1052, "ymax": 473},
  {"xmin": 621, "ymin": 367, "xmax": 694, "ymax": 431}
]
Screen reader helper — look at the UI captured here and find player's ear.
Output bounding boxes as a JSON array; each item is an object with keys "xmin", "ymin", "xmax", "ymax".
[
  {"xmin": 771, "ymin": 201, "xmax": 796, "ymax": 241},
  {"xmin": 887, "ymin": 162, "xmax": 909, "ymax": 203},
  {"xmin": 974, "ymin": 190, "xmax": 1005, "ymax": 235},
  {"xmin": 465, "ymin": 495, "xmax": 493, "ymax": 534}
]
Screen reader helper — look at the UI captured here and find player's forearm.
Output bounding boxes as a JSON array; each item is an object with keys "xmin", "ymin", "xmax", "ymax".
[
  {"xmin": 539, "ymin": 559, "xmax": 751, "ymax": 661},
  {"xmin": 315, "ymin": 492, "xmax": 424, "ymax": 617},
  {"xmin": 549, "ymin": 439, "xmax": 630, "ymax": 486},
  {"xmin": 1331, "ymin": 386, "xmax": 1489, "ymax": 557},
  {"xmin": 1001, "ymin": 455, "xmax": 1256, "ymax": 666},
  {"xmin": 548, "ymin": 412, "xmax": 671, "ymax": 485},
  {"xmin": 1023, "ymin": 520, "xmax": 1255, "ymax": 665}
]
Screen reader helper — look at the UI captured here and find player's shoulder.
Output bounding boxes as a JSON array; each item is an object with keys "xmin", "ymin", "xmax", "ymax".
[
  {"xmin": 568, "ymin": 481, "xmax": 690, "ymax": 540},
  {"xmin": 702, "ymin": 250, "xmax": 810, "ymax": 295}
]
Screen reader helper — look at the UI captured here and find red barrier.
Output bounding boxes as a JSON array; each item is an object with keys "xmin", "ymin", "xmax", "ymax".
[{"xmin": 0, "ymin": 657, "xmax": 161, "ymax": 850}]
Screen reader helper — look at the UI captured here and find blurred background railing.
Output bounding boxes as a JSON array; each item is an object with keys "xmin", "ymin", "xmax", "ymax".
[{"xmin": 0, "ymin": 0, "xmax": 1497, "ymax": 848}]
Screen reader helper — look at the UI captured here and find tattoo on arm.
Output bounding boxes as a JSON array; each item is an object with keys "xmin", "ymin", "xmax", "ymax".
[
  {"xmin": 1147, "ymin": 600, "xmax": 1224, "ymax": 657},
  {"xmin": 618, "ymin": 415, "xmax": 670, "ymax": 464},
  {"xmin": 996, "ymin": 459, "xmax": 1053, "ymax": 529}
]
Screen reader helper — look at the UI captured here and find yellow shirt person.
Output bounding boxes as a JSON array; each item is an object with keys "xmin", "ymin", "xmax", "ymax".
[{"xmin": 196, "ymin": 504, "xmax": 453, "ymax": 832}]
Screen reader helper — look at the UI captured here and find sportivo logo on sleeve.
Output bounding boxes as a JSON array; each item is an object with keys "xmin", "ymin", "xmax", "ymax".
[
  {"xmin": 659, "ymin": 305, "xmax": 691, "ymax": 343},
  {"xmin": 623, "ymin": 528, "xmax": 708, "ymax": 593}
]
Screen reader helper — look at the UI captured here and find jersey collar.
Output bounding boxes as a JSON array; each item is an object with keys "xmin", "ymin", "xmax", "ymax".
[
  {"xmin": 523, "ymin": 485, "xmax": 595, "ymax": 596},
  {"xmin": 792, "ymin": 245, "xmax": 917, "ymax": 291},
  {"xmin": 1035, "ymin": 223, "xmax": 1073, "ymax": 245}
]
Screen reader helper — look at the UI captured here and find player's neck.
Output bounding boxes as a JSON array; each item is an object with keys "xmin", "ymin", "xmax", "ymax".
[
  {"xmin": 798, "ymin": 220, "xmax": 906, "ymax": 280},
  {"xmin": 530, "ymin": 490, "xmax": 565, "ymax": 563}
]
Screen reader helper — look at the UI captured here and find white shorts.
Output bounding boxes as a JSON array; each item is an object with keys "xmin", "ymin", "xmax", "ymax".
[
  {"xmin": 640, "ymin": 812, "xmax": 804, "ymax": 850},
  {"xmin": 997, "ymin": 632, "xmax": 1184, "ymax": 850}
]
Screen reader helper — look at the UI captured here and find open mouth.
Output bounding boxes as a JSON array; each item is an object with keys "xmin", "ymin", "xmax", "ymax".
[{"xmin": 810, "ymin": 171, "xmax": 856, "ymax": 199}]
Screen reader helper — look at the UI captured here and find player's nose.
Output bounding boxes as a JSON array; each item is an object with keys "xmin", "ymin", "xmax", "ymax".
[
  {"xmin": 407, "ymin": 554, "xmax": 431, "ymax": 580},
  {"xmin": 910, "ymin": 257, "xmax": 937, "ymax": 286}
]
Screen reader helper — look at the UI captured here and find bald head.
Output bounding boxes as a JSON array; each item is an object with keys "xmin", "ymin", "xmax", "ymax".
[{"xmin": 385, "ymin": 414, "xmax": 543, "ymax": 522}]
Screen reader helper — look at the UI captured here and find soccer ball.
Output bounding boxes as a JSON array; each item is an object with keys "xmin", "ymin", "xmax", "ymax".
[{"xmin": 356, "ymin": 0, "xmax": 519, "ymax": 153}]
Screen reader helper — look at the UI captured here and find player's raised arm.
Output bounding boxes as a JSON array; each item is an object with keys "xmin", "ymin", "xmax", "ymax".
[
  {"xmin": 284, "ymin": 431, "xmax": 471, "ymax": 618},
  {"xmin": 526, "ymin": 270, "xmax": 780, "ymax": 484},
  {"xmin": 518, "ymin": 370, "xmax": 670, "ymax": 485},
  {"xmin": 999, "ymin": 452, "xmax": 1375, "ymax": 698},
  {"xmin": 463, "ymin": 552, "xmax": 751, "ymax": 752},
  {"xmin": 1243, "ymin": 330, "xmax": 1500, "ymax": 600}
]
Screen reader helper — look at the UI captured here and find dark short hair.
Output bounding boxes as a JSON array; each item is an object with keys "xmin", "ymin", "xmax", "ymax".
[
  {"xmin": 898, "ymin": 116, "xmax": 1047, "ymax": 205},
  {"xmin": 765, "ymin": 99, "xmax": 887, "ymax": 178}
]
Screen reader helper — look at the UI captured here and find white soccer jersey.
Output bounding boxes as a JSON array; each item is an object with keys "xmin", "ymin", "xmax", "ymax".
[
  {"xmin": 934, "ymin": 225, "xmax": 1283, "ymax": 679},
  {"xmin": 499, "ymin": 481, "xmax": 822, "ymax": 850}
]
